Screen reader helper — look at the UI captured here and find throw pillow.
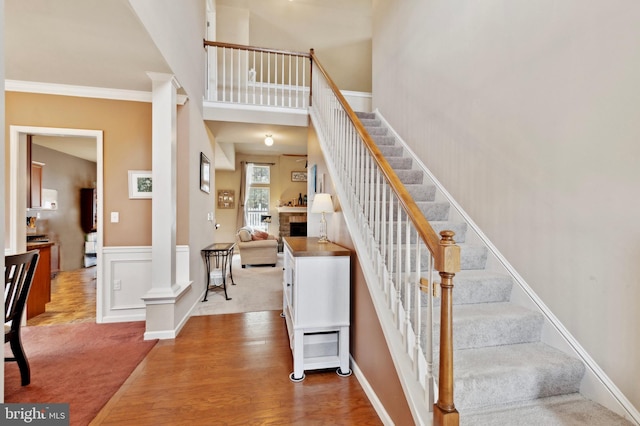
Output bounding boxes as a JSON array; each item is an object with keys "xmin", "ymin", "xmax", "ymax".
[
  {"xmin": 253, "ymin": 230, "xmax": 269, "ymax": 240},
  {"xmin": 238, "ymin": 229, "xmax": 252, "ymax": 242}
]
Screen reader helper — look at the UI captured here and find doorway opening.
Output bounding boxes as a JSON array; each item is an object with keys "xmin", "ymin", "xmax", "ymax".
[{"xmin": 9, "ymin": 125, "xmax": 104, "ymax": 324}]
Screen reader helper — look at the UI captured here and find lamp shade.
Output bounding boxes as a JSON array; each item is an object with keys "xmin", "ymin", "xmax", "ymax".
[{"xmin": 311, "ymin": 193, "xmax": 334, "ymax": 214}]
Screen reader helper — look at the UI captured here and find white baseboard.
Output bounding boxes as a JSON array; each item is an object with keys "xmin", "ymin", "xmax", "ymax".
[{"xmin": 351, "ymin": 356, "xmax": 394, "ymax": 426}]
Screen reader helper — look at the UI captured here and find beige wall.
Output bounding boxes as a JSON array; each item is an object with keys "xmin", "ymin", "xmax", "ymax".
[
  {"xmin": 373, "ymin": 0, "xmax": 640, "ymax": 410},
  {"xmin": 216, "ymin": 0, "xmax": 372, "ymax": 92},
  {"xmin": 308, "ymin": 123, "xmax": 413, "ymax": 424},
  {"xmin": 5, "ymin": 91, "xmax": 189, "ymax": 247},
  {"xmin": 214, "ymin": 153, "xmax": 308, "ymax": 242},
  {"xmin": 31, "ymin": 144, "xmax": 96, "ymax": 270}
]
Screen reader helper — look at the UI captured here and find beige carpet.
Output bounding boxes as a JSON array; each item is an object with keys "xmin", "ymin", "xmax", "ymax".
[{"xmin": 192, "ymin": 253, "xmax": 283, "ymax": 316}]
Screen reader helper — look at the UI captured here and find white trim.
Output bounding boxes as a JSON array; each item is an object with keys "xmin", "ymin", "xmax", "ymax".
[
  {"xmin": 5, "ymin": 79, "xmax": 188, "ymax": 105},
  {"xmin": 144, "ymin": 329, "xmax": 178, "ymax": 340},
  {"xmin": 101, "ymin": 314, "xmax": 146, "ymax": 324},
  {"xmin": 351, "ymin": 356, "xmax": 395, "ymax": 426},
  {"xmin": 374, "ymin": 109, "xmax": 640, "ymax": 425},
  {"xmin": 341, "ymin": 90, "xmax": 372, "ymax": 99},
  {"xmin": 203, "ymin": 99, "xmax": 308, "ymax": 115}
]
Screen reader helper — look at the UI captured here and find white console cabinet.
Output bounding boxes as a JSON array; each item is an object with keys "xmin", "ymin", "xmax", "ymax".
[{"xmin": 282, "ymin": 237, "xmax": 351, "ymax": 382}]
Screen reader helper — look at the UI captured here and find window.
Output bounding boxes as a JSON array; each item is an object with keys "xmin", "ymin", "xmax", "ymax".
[{"xmin": 246, "ymin": 165, "xmax": 270, "ymax": 231}]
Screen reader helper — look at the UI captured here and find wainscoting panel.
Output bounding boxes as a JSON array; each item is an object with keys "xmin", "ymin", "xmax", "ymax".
[{"xmin": 100, "ymin": 245, "xmax": 190, "ymax": 323}]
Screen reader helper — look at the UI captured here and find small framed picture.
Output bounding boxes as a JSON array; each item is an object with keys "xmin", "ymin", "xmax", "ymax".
[
  {"xmin": 200, "ymin": 152, "xmax": 211, "ymax": 193},
  {"xmin": 128, "ymin": 170, "xmax": 152, "ymax": 199},
  {"xmin": 217, "ymin": 189, "xmax": 235, "ymax": 209},
  {"xmin": 291, "ymin": 171, "xmax": 307, "ymax": 182}
]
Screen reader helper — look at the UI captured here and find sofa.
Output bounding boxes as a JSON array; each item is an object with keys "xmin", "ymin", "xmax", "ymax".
[{"xmin": 236, "ymin": 226, "xmax": 278, "ymax": 268}]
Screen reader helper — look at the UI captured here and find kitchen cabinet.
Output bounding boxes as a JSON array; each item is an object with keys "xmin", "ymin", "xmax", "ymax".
[
  {"xmin": 282, "ymin": 237, "xmax": 351, "ymax": 382},
  {"xmin": 25, "ymin": 241, "xmax": 53, "ymax": 319}
]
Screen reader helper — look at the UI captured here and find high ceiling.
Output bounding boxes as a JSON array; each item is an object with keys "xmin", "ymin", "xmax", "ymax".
[
  {"xmin": 5, "ymin": 0, "xmax": 371, "ymax": 160},
  {"xmin": 5, "ymin": 0, "xmax": 171, "ymax": 92}
]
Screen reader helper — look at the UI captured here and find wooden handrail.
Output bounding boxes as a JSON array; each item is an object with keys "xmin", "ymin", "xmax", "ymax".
[
  {"xmin": 309, "ymin": 50, "xmax": 448, "ymax": 261},
  {"xmin": 310, "ymin": 50, "xmax": 460, "ymax": 426},
  {"xmin": 203, "ymin": 40, "xmax": 310, "ymax": 59}
]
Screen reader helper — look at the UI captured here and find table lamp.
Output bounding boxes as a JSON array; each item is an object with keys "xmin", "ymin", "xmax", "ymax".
[{"xmin": 311, "ymin": 193, "xmax": 334, "ymax": 243}]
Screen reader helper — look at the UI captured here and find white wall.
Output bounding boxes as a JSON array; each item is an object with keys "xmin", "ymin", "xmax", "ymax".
[
  {"xmin": 373, "ymin": 0, "xmax": 640, "ymax": 411},
  {"xmin": 128, "ymin": 0, "xmax": 216, "ymax": 330}
]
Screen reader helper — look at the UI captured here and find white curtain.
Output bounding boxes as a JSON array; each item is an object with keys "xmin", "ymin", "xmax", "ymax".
[{"xmin": 236, "ymin": 162, "xmax": 253, "ymax": 229}]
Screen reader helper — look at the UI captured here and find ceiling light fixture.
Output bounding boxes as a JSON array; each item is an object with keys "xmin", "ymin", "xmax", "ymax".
[{"xmin": 264, "ymin": 134, "xmax": 274, "ymax": 146}]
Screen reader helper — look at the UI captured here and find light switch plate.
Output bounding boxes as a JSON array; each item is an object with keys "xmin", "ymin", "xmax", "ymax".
[{"xmin": 111, "ymin": 212, "xmax": 119, "ymax": 223}]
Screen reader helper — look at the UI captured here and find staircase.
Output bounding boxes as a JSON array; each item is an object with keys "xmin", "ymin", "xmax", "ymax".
[{"xmin": 355, "ymin": 111, "xmax": 634, "ymax": 425}]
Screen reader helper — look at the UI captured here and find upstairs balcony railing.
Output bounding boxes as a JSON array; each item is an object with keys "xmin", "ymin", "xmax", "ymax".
[
  {"xmin": 203, "ymin": 40, "xmax": 460, "ymax": 426},
  {"xmin": 203, "ymin": 40, "xmax": 311, "ymax": 110}
]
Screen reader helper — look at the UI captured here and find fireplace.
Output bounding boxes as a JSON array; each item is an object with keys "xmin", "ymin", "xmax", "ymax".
[{"xmin": 290, "ymin": 222, "xmax": 307, "ymax": 237}]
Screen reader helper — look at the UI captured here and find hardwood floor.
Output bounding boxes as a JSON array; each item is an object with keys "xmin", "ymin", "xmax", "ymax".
[
  {"xmin": 27, "ymin": 267, "xmax": 97, "ymax": 326},
  {"xmin": 92, "ymin": 311, "xmax": 383, "ymax": 425},
  {"xmin": 26, "ymin": 268, "xmax": 382, "ymax": 424}
]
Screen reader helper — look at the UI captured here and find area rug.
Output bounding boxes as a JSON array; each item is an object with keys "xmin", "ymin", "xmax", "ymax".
[
  {"xmin": 4, "ymin": 321, "xmax": 157, "ymax": 426},
  {"xmin": 191, "ymin": 253, "xmax": 284, "ymax": 316}
]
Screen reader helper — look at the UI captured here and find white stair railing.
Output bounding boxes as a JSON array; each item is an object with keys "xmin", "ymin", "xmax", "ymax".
[
  {"xmin": 309, "ymin": 52, "xmax": 460, "ymax": 425},
  {"xmin": 204, "ymin": 41, "xmax": 310, "ymax": 110}
]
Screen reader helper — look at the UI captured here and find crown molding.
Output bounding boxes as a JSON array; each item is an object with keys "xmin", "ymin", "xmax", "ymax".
[{"xmin": 5, "ymin": 80, "xmax": 188, "ymax": 105}]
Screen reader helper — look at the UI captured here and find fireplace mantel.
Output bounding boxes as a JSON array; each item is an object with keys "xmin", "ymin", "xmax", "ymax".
[{"xmin": 277, "ymin": 207, "xmax": 307, "ymax": 213}]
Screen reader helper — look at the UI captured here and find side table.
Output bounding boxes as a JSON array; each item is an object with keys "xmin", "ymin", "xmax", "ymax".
[{"xmin": 201, "ymin": 242, "xmax": 236, "ymax": 302}]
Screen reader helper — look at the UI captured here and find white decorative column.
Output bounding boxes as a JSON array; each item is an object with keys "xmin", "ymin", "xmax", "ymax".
[{"xmin": 142, "ymin": 72, "xmax": 188, "ymax": 339}]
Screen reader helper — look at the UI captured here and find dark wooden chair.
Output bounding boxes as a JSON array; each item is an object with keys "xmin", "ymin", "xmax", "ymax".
[{"xmin": 4, "ymin": 250, "xmax": 40, "ymax": 386}]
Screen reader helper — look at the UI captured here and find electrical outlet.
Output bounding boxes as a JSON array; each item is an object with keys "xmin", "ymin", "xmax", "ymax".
[{"xmin": 114, "ymin": 279, "xmax": 121, "ymax": 291}]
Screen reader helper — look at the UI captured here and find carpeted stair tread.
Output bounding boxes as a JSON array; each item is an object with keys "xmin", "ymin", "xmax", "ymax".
[
  {"xmin": 389, "ymin": 242, "xmax": 485, "ymax": 272},
  {"xmin": 355, "ymin": 111, "xmax": 376, "ymax": 119},
  {"xmin": 396, "ymin": 169, "xmax": 424, "ymax": 184},
  {"xmin": 430, "ymin": 270, "xmax": 513, "ymax": 305},
  {"xmin": 436, "ymin": 342, "xmax": 585, "ymax": 410},
  {"xmin": 379, "ymin": 145, "xmax": 403, "ymax": 157},
  {"xmin": 430, "ymin": 302, "xmax": 544, "ymax": 349},
  {"xmin": 406, "ymin": 184, "xmax": 436, "ymax": 201},
  {"xmin": 455, "ymin": 244, "xmax": 488, "ymax": 270},
  {"xmin": 366, "ymin": 126, "xmax": 388, "ymax": 136},
  {"xmin": 372, "ymin": 135, "xmax": 397, "ymax": 146},
  {"xmin": 460, "ymin": 393, "xmax": 635, "ymax": 426},
  {"xmin": 373, "ymin": 201, "xmax": 450, "ymax": 221},
  {"xmin": 386, "ymin": 157, "xmax": 413, "ymax": 170},
  {"xmin": 360, "ymin": 118, "xmax": 381, "ymax": 127},
  {"xmin": 386, "ymin": 219, "xmax": 467, "ymax": 245}
]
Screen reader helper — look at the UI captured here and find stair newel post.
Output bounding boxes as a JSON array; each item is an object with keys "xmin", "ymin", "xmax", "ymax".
[{"xmin": 434, "ymin": 230, "xmax": 460, "ymax": 426}]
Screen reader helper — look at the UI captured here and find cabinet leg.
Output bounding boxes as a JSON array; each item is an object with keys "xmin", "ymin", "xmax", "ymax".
[
  {"xmin": 289, "ymin": 372, "xmax": 305, "ymax": 383},
  {"xmin": 292, "ymin": 329, "xmax": 305, "ymax": 381},
  {"xmin": 337, "ymin": 326, "xmax": 350, "ymax": 376},
  {"xmin": 336, "ymin": 367, "xmax": 352, "ymax": 377}
]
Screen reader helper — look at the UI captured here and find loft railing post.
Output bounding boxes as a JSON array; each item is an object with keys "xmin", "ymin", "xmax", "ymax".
[
  {"xmin": 434, "ymin": 230, "xmax": 460, "ymax": 426},
  {"xmin": 309, "ymin": 48, "xmax": 314, "ymax": 107}
]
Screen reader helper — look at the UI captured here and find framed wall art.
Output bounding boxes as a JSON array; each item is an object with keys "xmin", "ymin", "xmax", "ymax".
[
  {"xmin": 217, "ymin": 189, "xmax": 235, "ymax": 209},
  {"xmin": 200, "ymin": 152, "xmax": 211, "ymax": 193},
  {"xmin": 291, "ymin": 171, "xmax": 307, "ymax": 182},
  {"xmin": 128, "ymin": 170, "xmax": 152, "ymax": 199}
]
